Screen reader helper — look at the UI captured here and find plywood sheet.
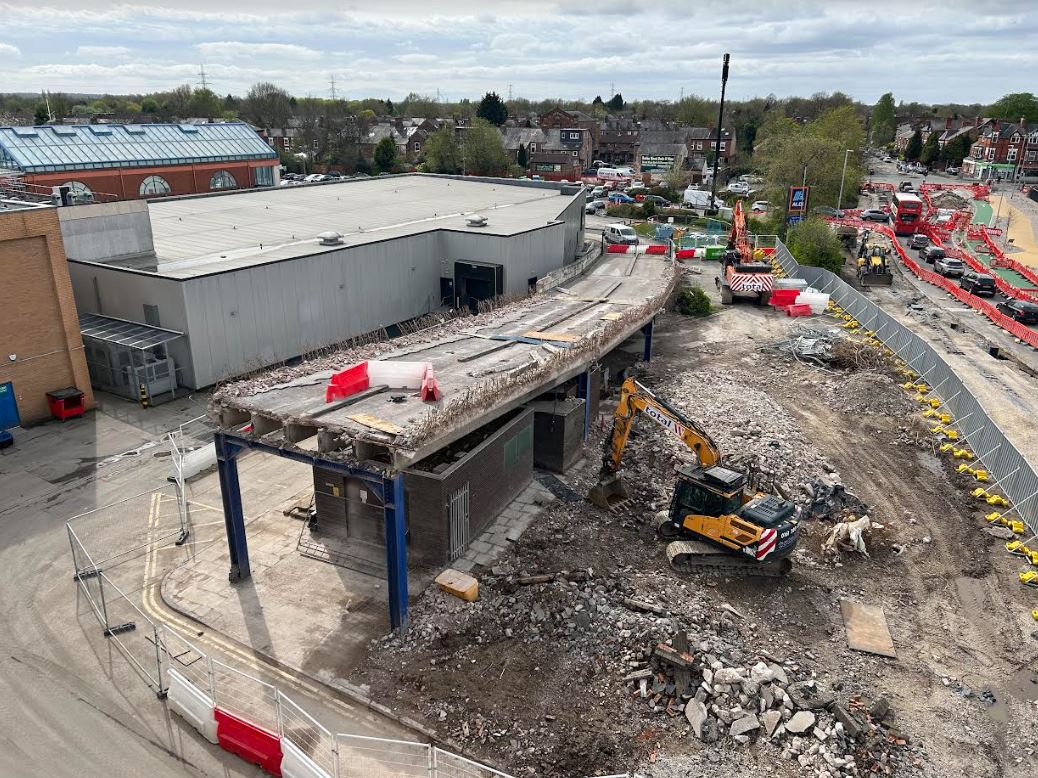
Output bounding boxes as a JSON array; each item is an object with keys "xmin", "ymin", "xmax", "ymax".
[
  {"xmin": 523, "ymin": 330, "xmax": 580, "ymax": 343},
  {"xmin": 347, "ymin": 413, "xmax": 404, "ymax": 435},
  {"xmin": 840, "ymin": 599, "xmax": 896, "ymax": 658}
]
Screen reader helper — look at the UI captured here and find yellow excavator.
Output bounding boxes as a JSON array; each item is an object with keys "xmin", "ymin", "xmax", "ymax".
[{"xmin": 588, "ymin": 377, "xmax": 799, "ymax": 576}]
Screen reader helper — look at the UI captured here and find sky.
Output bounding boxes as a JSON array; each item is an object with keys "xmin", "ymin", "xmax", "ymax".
[{"xmin": 0, "ymin": 0, "xmax": 1034, "ymax": 104}]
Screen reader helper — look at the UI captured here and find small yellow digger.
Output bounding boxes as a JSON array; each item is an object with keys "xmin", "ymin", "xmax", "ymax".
[{"xmin": 589, "ymin": 377, "xmax": 799, "ymax": 576}]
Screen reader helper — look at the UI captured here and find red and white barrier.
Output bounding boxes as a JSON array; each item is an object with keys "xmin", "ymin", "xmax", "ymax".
[
  {"xmin": 326, "ymin": 360, "xmax": 441, "ymax": 403},
  {"xmin": 215, "ymin": 708, "xmax": 283, "ymax": 776},
  {"xmin": 281, "ymin": 739, "xmax": 332, "ymax": 778}
]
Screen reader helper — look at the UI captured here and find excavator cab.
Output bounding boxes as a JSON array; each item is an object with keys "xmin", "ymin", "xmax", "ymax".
[{"xmin": 658, "ymin": 465, "xmax": 746, "ymax": 539}]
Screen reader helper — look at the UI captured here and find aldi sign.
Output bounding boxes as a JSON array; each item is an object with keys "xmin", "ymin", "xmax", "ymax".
[{"xmin": 787, "ymin": 185, "xmax": 810, "ymax": 214}]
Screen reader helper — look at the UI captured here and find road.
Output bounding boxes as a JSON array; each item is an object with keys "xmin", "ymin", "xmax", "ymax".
[{"xmin": 0, "ymin": 394, "xmax": 412, "ymax": 777}]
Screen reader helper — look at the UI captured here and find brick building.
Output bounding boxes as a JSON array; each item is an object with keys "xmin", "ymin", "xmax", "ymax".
[
  {"xmin": 0, "ymin": 122, "xmax": 279, "ymax": 202},
  {"xmin": 0, "ymin": 201, "xmax": 94, "ymax": 425},
  {"xmin": 962, "ymin": 118, "xmax": 1038, "ymax": 181}
]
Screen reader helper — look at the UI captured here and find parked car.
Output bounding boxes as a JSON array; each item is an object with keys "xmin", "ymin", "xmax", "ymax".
[
  {"xmin": 920, "ymin": 245, "xmax": 946, "ymax": 264},
  {"xmin": 591, "ymin": 185, "xmax": 607, "ymax": 198},
  {"xmin": 751, "ymin": 200, "xmax": 771, "ymax": 213},
  {"xmin": 726, "ymin": 181, "xmax": 749, "ymax": 195},
  {"xmin": 643, "ymin": 195, "xmax": 672, "ymax": 208},
  {"xmin": 959, "ymin": 270, "xmax": 997, "ymax": 296},
  {"xmin": 909, "ymin": 233, "xmax": 930, "ymax": 249},
  {"xmin": 682, "ymin": 188, "xmax": 725, "ymax": 211},
  {"xmin": 812, "ymin": 206, "xmax": 845, "ymax": 217},
  {"xmin": 603, "ymin": 223, "xmax": 639, "ymax": 245},
  {"xmin": 898, "ymin": 181, "xmax": 914, "ymax": 192},
  {"xmin": 934, "ymin": 256, "xmax": 966, "ymax": 277},
  {"xmin": 997, "ymin": 299, "xmax": 1038, "ymax": 325},
  {"xmin": 608, "ymin": 192, "xmax": 636, "ymax": 203},
  {"xmin": 945, "ymin": 166, "xmax": 960, "ymax": 176},
  {"xmin": 859, "ymin": 209, "xmax": 890, "ymax": 222}
]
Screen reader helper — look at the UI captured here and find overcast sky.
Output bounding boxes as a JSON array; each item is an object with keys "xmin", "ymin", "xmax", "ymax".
[{"xmin": 0, "ymin": 0, "xmax": 1033, "ymax": 104}]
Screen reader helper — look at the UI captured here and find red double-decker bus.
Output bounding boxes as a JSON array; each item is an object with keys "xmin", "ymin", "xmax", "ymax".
[{"xmin": 891, "ymin": 192, "xmax": 923, "ymax": 235}]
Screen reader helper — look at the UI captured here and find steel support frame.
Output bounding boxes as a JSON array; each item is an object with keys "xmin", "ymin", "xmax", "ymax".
[
  {"xmin": 214, "ymin": 430, "xmax": 409, "ymax": 631},
  {"xmin": 576, "ymin": 366, "xmax": 592, "ymax": 441},
  {"xmin": 642, "ymin": 318, "xmax": 654, "ymax": 363}
]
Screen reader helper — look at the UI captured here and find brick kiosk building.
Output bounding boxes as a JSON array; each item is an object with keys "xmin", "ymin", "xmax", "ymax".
[
  {"xmin": 0, "ymin": 201, "xmax": 94, "ymax": 425},
  {"xmin": 0, "ymin": 122, "xmax": 279, "ymax": 202}
]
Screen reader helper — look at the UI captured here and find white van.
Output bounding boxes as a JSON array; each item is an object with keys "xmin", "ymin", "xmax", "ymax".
[
  {"xmin": 682, "ymin": 187, "xmax": 724, "ymax": 211},
  {"xmin": 603, "ymin": 223, "xmax": 639, "ymax": 245},
  {"xmin": 597, "ymin": 167, "xmax": 631, "ymax": 183}
]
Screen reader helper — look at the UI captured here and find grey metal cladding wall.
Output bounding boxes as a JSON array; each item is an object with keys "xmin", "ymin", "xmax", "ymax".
[
  {"xmin": 773, "ymin": 241, "xmax": 1038, "ymax": 533},
  {"xmin": 445, "ymin": 225, "xmax": 565, "ymax": 295},
  {"xmin": 557, "ymin": 194, "xmax": 586, "ymax": 261},
  {"xmin": 183, "ymin": 232, "xmax": 444, "ymax": 386}
]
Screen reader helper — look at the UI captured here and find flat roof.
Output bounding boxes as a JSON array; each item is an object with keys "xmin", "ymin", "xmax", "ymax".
[{"xmin": 142, "ymin": 175, "xmax": 581, "ymax": 279}]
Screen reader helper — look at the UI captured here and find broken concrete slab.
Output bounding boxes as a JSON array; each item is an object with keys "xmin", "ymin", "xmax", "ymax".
[
  {"xmin": 730, "ymin": 713, "xmax": 760, "ymax": 737},
  {"xmin": 786, "ymin": 711, "xmax": 816, "ymax": 734},
  {"xmin": 840, "ymin": 599, "xmax": 897, "ymax": 658},
  {"xmin": 685, "ymin": 699, "xmax": 708, "ymax": 739},
  {"xmin": 762, "ymin": 709, "xmax": 782, "ymax": 737}
]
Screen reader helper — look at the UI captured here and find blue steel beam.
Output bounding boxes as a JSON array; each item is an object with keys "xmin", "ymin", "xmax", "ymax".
[
  {"xmin": 382, "ymin": 474, "xmax": 409, "ymax": 632},
  {"xmin": 642, "ymin": 318, "xmax": 654, "ymax": 363},
  {"xmin": 215, "ymin": 433, "xmax": 250, "ymax": 582}
]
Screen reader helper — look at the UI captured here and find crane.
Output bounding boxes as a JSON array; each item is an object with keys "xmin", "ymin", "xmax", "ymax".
[{"xmin": 589, "ymin": 377, "xmax": 799, "ymax": 576}]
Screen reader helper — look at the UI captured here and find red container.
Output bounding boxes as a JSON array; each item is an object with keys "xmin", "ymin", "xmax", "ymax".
[
  {"xmin": 786, "ymin": 304, "xmax": 813, "ymax": 317},
  {"xmin": 325, "ymin": 362, "xmax": 369, "ymax": 403},
  {"xmin": 46, "ymin": 387, "xmax": 85, "ymax": 421}
]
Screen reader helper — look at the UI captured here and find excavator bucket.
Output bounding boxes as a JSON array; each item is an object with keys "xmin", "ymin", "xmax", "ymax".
[{"xmin": 588, "ymin": 474, "xmax": 629, "ymax": 510}]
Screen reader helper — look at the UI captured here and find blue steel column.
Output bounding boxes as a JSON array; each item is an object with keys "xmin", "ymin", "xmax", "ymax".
[
  {"xmin": 641, "ymin": 318, "xmax": 654, "ymax": 363},
  {"xmin": 382, "ymin": 473, "xmax": 409, "ymax": 632},
  {"xmin": 216, "ymin": 432, "xmax": 250, "ymax": 582},
  {"xmin": 576, "ymin": 367, "xmax": 592, "ymax": 441}
]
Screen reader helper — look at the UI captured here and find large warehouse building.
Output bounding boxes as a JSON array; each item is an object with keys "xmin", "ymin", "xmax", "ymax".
[{"xmin": 62, "ymin": 175, "xmax": 586, "ymax": 397}]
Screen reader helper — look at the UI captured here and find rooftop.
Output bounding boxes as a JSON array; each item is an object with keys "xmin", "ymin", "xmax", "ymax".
[
  {"xmin": 0, "ymin": 122, "xmax": 277, "ymax": 174},
  {"xmin": 130, "ymin": 175, "xmax": 582, "ymax": 279}
]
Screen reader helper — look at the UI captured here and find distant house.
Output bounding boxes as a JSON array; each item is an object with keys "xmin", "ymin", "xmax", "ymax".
[
  {"xmin": 962, "ymin": 118, "xmax": 1038, "ymax": 181},
  {"xmin": 637, "ymin": 126, "xmax": 734, "ymax": 177},
  {"xmin": 598, "ymin": 119, "xmax": 640, "ymax": 166},
  {"xmin": 501, "ymin": 127, "xmax": 547, "ymax": 165},
  {"xmin": 538, "ymin": 107, "xmax": 600, "ymax": 149}
]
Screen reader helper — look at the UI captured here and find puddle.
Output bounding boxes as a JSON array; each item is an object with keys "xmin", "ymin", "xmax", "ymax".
[{"xmin": 988, "ymin": 664, "xmax": 1038, "ymax": 723}]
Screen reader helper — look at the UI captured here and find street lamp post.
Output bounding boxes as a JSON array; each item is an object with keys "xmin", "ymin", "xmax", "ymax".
[{"xmin": 837, "ymin": 148, "xmax": 852, "ymax": 210}]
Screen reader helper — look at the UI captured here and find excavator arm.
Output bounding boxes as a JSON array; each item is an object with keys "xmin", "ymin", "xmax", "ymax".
[{"xmin": 602, "ymin": 377, "xmax": 721, "ymax": 474}]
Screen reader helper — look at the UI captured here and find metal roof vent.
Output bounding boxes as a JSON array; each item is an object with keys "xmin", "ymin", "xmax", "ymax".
[
  {"xmin": 465, "ymin": 214, "xmax": 488, "ymax": 227},
  {"xmin": 318, "ymin": 230, "xmax": 344, "ymax": 245}
]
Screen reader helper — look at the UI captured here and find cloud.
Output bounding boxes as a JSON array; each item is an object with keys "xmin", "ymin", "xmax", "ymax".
[
  {"xmin": 75, "ymin": 45, "xmax": 131, "ymax": 57},
  {"xmin": 0, "ymin": 42, "xmax": 21, "ymax": 58},
  {"xmin": 196, "ymin": 41, "xmax": 322, "ymax": 61}
]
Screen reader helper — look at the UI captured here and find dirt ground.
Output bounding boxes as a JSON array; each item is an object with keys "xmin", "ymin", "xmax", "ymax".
[{"xmin": 351, "ymin": 271, "xmax": 1038, "ymax": 778}]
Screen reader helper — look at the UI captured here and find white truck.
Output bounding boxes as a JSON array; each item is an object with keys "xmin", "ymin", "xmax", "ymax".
[{"xmin": 681, "ymin": 187, "xmax": 724, "ymax": 211}]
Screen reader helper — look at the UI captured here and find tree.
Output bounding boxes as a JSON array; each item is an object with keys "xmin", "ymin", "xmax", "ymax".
[
  {"xmin": 516, "ymin": 142, "xmax": 528, "ymax": 169},
  {"xmin": 809, "ymin": 105, "xmax": 865, "ymax": 151},
  {"xmin": 675, "ymin": 95, "xmax": 713, "ymax": 127},
  {"xmin": 871, "ymin": 92, "xmax": 896, "ymax": 146},
  {"xmin": 905, "ymin": 129, "xmax": 923, "ymax": 161},
  {"xmin": 165, "ymin": 84, "xmax": 193, "ymax": 119},
  {"xmin": 385, "ymin": 99, "xmax": 394, "ymax": 116},
  {"xmin": 424, "ymin": 126, "xmax": 463, "ymax": 173},
  {"xmin": 141, "ymin": 97, "xmax": 159, "ymax": 114},
  {"xmin": 607, "ymin": 93, "xmax": 624, "ymax": 112},
  {"xmin": 462, "ymin": 119, "xmax": 508, "ymax": 176},
  {"xmin": 373, "ymin": 136, "xmax": 400, "ymax": 173},
  {"xmin": 989, "ymin": 92, "xmax": 1038, "ymax": 124},
  {"xmin": 33, "ymin": 103, "xmax": 49, "ymax": 124},
  {"xmin": 477, "ymin": 92, "xmax": 508, "ymax": 126},
  {"xmin": 243, "ymin": 82, "xmax": 292, "ymax": 128},
  {"xmin": 941, "ymin": 134, "xmax": 972, "ymax": 167},
  {"xmin": 786, "ymin": 217, "xmax": 843, "ymax": 273},
  {"xmin": 919, "ymin": 130, "xmax": 940, "ymax": 166},
  {"xmin": 188, "ymin": 88, "xmax": 221, "ymax": 119}
]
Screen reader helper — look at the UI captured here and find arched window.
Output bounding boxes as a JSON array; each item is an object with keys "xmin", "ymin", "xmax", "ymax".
[
  {"xmin": 139, "ymin": 175, "xmax": 171, "ymax": 196},
  {"xmin": 210, "ymin": 170, "xmax": 237, "ymax": 190},
  {"xmin": 61, "ymin": 180, "xmax": 93, "ymax": 203}
]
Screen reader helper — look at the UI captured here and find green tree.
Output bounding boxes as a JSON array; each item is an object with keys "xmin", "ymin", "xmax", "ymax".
[
  {"xmin": 871, "ymin": 92, "xmax": 896, "ymax": 146},
  {"xmin": 809, "ymin": 105, "xmax": 865, "ymax": 151},
  {"xmin": 905, "ymin": 129, "xmax": 923, "ymax": 161},
  {"xmin": 477, "ymin": 92, "xmax": 508, "ymax": 125},
  {"xmin": 675, "ymin": 94, "xmax": 713, "ymax": 126},
  {"xmin": 373, "ymin": 136, "xmax": 400, "ymax": 173},
  {"xmin": 941, "ymin": 134, "xmax": 972, "ymax": 167},
  {"xmin": 676, "ymin": 286, "xmax": 712, "ymax": 316},
  {"xmin": 33, "ymin": 103, "xmax": 49, "ymax": 124},
  {"xmin": 424, "ymin": 126, "xmax": 462, "ymax": 173},
  {"xmin": 606, "ymin": 93, "xmax": 624, "ymax": 112},
  {"xmin": 919, "ymin": 130, "xmax": 940, "ymax": 166},
  {"xmin": 989, "ymin": 92, "xmax": 1038, "ymax": 124},
  {"xmin": 188, "ymin": 88, "xmax": 221, "ymax": 119},
  {"xmin": 243, "ymin": 82, "xmax": 292, "ymax": 128},
  {"xmin": 462, "ymin": 118, "xmax": 508, "ymax": 176},
  {"xmin": 516, "ymin": 142, "xmax": 528, "ymax": 169},
  {"xmin": 141, "ymin": 97, "xmax": 159, "ymax": 114},
  {"xmin": 385, "ymin": 98, "xmax": 394, "ymax": 115},
  {"xmin": 786, "ymin": 217, "xmax": 843, "ymax": 273}
]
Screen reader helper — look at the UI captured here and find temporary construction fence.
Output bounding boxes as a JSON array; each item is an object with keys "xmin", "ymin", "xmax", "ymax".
[{"xmin": 773, "ymin": 242, "xmax": 1038, "ymax": 536}]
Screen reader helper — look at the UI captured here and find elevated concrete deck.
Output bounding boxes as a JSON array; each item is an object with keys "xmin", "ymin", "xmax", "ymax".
[{"xmin": 211, "ymin": 250, "xmax": 676, "ymax": 470}]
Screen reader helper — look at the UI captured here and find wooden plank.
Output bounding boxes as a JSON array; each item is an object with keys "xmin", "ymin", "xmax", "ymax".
[
  {"xmin": 347, "ymin": 413, "xmax": 404, "ymax": 435},
  {"xmin": 840, "ymin": 599, "xmax": 896, "ymax": 658},
  {"xmin": 523, "ymin": 330, "xmax": 580, "ymax": 343},
  {"xmin": 600, "ymin": 312, "xmax": 623, "ymax": 321}
]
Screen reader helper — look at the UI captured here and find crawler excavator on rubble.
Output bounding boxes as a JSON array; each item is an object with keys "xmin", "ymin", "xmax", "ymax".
[{"xmin": 588, "ymin": 377, "xmax": 800, "ymax": 576}]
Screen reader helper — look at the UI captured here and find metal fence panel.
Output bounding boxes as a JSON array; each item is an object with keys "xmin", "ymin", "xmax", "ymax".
[
  {"xmin": 161, "ymin": 626, "xmax": 213, "ymax": 696},
  {"xmin": 337, "ymin": 733, "xmax": 431, "ymax": 778},
  {"xmin": 97, "ymin": 572, "xmax": 166, "ymax": 695},
  {"xmin": 432, "ymin": 748, "xmax": 515, "ymax": 778},
  {"xmin": 211, "ymin": 660, "xmax": 279, "ymax": 733},
  {"xmin": 278, "ymin": 692, "xmax": 337, "ymax": 777}
]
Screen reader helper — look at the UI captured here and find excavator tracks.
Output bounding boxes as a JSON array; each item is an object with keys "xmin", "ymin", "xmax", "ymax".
[{"xmin": 665, "ymin": 540, "xmax": 793, "ymax": 579}]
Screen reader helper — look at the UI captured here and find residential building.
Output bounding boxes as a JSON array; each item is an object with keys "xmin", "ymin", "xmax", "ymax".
[
  {"xmin": 598, "ymin": 119, "xmax": 640, "ymax": 166},
  {"xmin": 527, "ymin": 128, "xmax": 593, "ymax": 180},
  {"xmin": 538, "ymin": 107, "xmax": 600, "ymax": 149},
  {"xmin": 501, "ymin": 127, "xmax": 547, "ymax": 166},
  {"xmin": 0, "ymin": 122, "xmax": 279, "ymax": 202},
  {"xmin": 962, "ymin": 118, "xmax": 1038, "ymax": 181},
  {"xmin": 0, "ymin": 200, "xmax": 94, "ymax": 425},
  {"xmin": 637, "ymin": 126, "xmax": 734, "ymax": 177}
]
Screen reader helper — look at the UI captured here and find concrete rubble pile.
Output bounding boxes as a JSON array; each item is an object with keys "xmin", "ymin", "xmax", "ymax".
[
  {"xmin": 928, "ymin": 190, "xmax": 970, "ymax": 211},
  {"xmin": 633, "ymin": 632, "xmax": 920, "ymax": 777}
]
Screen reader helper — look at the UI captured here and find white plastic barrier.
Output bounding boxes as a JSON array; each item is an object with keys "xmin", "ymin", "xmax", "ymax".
[
  {"xmin": 367, "ymin": 360, "xmax": 429, "ymax": 389},
  {"xmin": 172, "ymin": 443, "xmax": 217, "ymax": 480},
  {"xmin": 795, "ymin": 291, "xmax": 830, "ymax": 314},
  {"xmin": 167, "ymin": 669, "xmax": 218, "ymax": 744},
  {"xmin": 281, "ymin": 738, "xmax": 333, "ymax": 778}
]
